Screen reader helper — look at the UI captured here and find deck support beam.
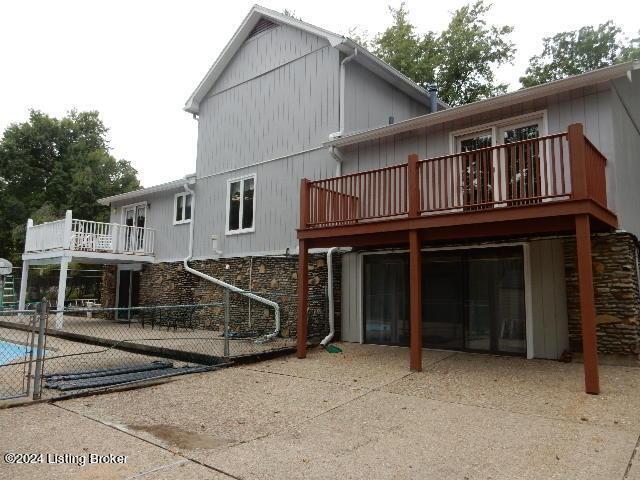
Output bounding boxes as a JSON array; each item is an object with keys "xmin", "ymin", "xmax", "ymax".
[
  {"xmin": 575, "ymin": 214, "xmax": 600, "ymax": 394},
  {"xmin": 55, "ymin": 258, "xmax": 69, "ymax": 329},
  {"xmin": 297, "ymin": 239, "xmax": 309, "ymax": 359},
  {"xmin": 18, "ymin": 259, "xmax": 30, "ymax": 310},
  {"xmin": 409, "ymin": 230, "xmax": 422, "ymax": 371}
]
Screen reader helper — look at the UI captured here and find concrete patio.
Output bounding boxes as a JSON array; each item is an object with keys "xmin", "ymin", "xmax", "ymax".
[{"xmin": 1, "ymin": 343, "xmax": 639, "ymax": 479}]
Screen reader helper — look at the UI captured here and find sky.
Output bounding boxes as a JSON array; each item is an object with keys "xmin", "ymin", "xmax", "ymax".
[{"xmin": 0, "ymin": 0, "xmax": 638, "ymax": 187}]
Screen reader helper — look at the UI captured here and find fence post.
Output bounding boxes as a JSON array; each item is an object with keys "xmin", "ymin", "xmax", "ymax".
[
  {"xmin": 32, "ymin": 299, "xmax": 48, "ymax": 400},
  {"xmin": 223, "ymin": 289, "xmax": 230, "ymax": 359}
]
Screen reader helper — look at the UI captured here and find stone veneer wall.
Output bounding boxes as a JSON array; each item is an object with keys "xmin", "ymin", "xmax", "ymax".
[
  {"xmin": 100, "ymin": 265, "xmax": 117, "ymax": 308},
  {"xmin": 564, "ymin": 232, "xmax": 640, "ymax": 355},
  {"xmin": 100, "ymin": 254, "xmax": 341, "ymax": 341}
]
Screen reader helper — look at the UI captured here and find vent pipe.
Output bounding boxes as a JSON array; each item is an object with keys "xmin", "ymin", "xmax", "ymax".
[{"xmin": 428, "ymin": 84, "xmax": 438, "ymax": 113}]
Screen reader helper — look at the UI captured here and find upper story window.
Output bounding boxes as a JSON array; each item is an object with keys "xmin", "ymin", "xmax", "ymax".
[
  {"xmin": 226, "ymin": 174, "xmax": 255, "ymax": 235},
  {"xmin": 174, "ymin": 192, "xmax": 192, "ymax": 224}
]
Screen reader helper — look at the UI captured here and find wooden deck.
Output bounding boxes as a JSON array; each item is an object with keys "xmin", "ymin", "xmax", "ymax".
[{"xmin": 296, "ymin": 123, "xmax": 617, "ymax": 394}]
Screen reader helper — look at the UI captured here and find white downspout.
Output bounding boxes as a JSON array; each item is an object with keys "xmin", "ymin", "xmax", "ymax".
[
  {"xmin": 329, "ymin": 146, "xmax": 343, "ymax": 177},
  {"xmin": 182, "ymin": 183, "xmax": 281, "ymax": 341},
  {"xmin": 328, "ymin": 48, "xmax": 358, "ymax": 141},
  {"xmin": 320, "ymin": 247, "xmax": 338, "ymax": 347}
]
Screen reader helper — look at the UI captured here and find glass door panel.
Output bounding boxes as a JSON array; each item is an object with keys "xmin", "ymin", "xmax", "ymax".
[
  {"xmin": 363, "ymin": 254, "xmax": 409, "ymax": 346},
  {"xmin": 501, "ymin": 123, "xmax": 540, "ymax": 204},
  {"xmin": 124, "ymin": 208, "xmax": 135, "ymax": 252},
  {"xmin": 422, "ymin": 253, "xmax": 464, "ymax": 349},
  {"xmin": 466, "ymin": 253, "xmax": 494, "ymax": 351},
  {"xmin": 494, "ymin": 252, "xmax": 526, "ymax": 354},
  {"xmin": 466, "ymin": 248, "xmax": 526, "ymax": 354},
  {"xmin": 457, "ymin": 131, "xmax": 494, "ymax": 209}
]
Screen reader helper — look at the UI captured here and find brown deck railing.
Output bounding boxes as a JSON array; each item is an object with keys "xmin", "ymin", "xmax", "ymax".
[
  {"xmin": 583, "ymin": 137, "xmax": 608, "ymax": 207},
  {"xmin": 418, "ymin": 132, "xmax": 570, "ymax": 213},
  {"xmin": 300, "ymin": 123, "xmax": 608, "ymax": 229},
  {"xmin": 306, "ymin": 163, "xmax": 408, "ymax": 227}
]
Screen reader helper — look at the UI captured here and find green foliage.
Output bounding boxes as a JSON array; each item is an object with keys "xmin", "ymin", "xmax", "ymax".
[
  {"xmin": 0, "ymin": 110, "xmax": 140, "ymax": 262},
  {"xmin": 435, "ymin": 1, "xmax": 514, "ymax": 105},
  {"xmin": 368, "ymin": 1, "xmax": 514, "ymax": 106},
  {"xmin": 520, "ymin": 22, "xmax": 640, "ymax": 88}
]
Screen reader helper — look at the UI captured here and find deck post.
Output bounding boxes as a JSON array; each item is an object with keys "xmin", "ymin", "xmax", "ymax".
[
  {"xmin": 297, "ymin": 239, "xmax": 309, "ymax": 359},
  {"xmin": 62, "ymin": 210, "xmax": 73, "ymax": 250},
  {"xmin": 55, "ymin": 258, "xmax": 69, "ymax": 328},
  {"xmin": 575, "ymin": 214, "xmax": 599, "ymax": 394},
  {"xmin": 18, "ymin": 259, "xmax": 30, "ymax": 310},
  {"xmin": 409, "ymin": 230, "xmax": 422, "ymax": 371},
  {"xmin": 567, "ymin": 124, "xmax": 587, "ymax": 199},
  {"xmin": 408, "ymin": 154, "xmax": 420, "ymax": 218}
]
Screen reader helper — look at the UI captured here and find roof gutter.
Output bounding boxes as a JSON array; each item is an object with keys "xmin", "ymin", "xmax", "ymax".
[{"xmin": 325, "ymin": 61, "xmax": 638, "ymax": 149}]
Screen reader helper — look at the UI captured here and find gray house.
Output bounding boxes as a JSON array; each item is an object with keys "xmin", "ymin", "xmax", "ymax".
[{"xmin": 20, "ymin": 6, "xmax": 640, "ymax": 393}]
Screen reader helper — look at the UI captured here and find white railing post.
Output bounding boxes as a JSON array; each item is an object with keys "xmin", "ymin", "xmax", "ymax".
[
  {"xmin": 112, "ymin": 224, "xmax": 119, "ymax": 253},
  {"xmin": 24, "ymin": 218, "xmax": 34, "ymax": 252},
  {"xmin": 62, "ymin": 210, "xmax": 73, "ymax": 250}
]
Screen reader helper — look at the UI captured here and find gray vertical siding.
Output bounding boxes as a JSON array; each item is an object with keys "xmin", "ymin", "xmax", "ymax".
[
  {"xmin": 529, "ymin": 239, "xmax": 569, "ymax": 360},
  {"xmin": 342, "ymin": 86, "xmax": 616, "ymax": 175},
  {"xmin": 110, "ymin": 188, "xmax": 190, "ymax": 262},
  {"xmin": 196, "ymin": 29, "xmax": 339, "ymax": 178},
  {"xmin": 344, "ymin": 61, "xmax": 428, "ymax": 135},
  {"xmin": 210, "ymin": 24, "xmax": 330, "ymax": 96},
  {"xmin": 611, "ymin": 70, "xmax": 640, "ymax": 238},
  {"xmin": 340, "ymin": 252, "xmax": 362, "ymax": 343},
  {"xmin": 192, "ymin": 148, "xmax": 336, "ymax": 259},
  {"xmin": 190, "ymin": 23, "xmax": 341, "ymax": 257}
]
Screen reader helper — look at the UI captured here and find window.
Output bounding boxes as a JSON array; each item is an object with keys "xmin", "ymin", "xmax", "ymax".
[
  {"xmin": 456, "ymin": 130, "xmax": 494, "ymax": 209},
  {"xmin": 226, "ymin": 175, "xmax": 255, "ymax": 234},
  {"xmin": 500, "ymin": 123, "xmax": 541, "ymax": 203},
  {"xmin": 122, "ymin": 203, "xmax": 147, "ymax": 251},
  {"xmin": 450, "ymin": 112, "xmax": 547, "ymax": 208},
  {"xmin": 174, "ymin": 192, "xmax": 192, "ymax": 224}
]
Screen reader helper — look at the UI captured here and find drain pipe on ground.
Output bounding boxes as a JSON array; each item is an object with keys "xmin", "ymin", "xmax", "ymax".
[{"xmin": 181, "ymin": 183, "xmax": 280, "ymax": 341}]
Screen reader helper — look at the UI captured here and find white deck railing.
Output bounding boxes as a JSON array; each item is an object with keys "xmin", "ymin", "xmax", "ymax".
[{"xmin": 24, "ymin": 210, "xmax": 155, "ymax": 256}]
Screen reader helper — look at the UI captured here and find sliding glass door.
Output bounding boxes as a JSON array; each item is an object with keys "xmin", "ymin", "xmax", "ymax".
[
  {"xmin": 363, "ymin": 254, "xmax": 409, "ymax": 346},
  {"xmin": 422, "ymin": 254, "xmax": 465, "ymax": 349},
  {"xmin": 465, "ymin": 248, "xmax": 526, "ymax": 353},
  {"xmin": 363, "ymin": 247, "xmax": 526, "ymax": 355}
]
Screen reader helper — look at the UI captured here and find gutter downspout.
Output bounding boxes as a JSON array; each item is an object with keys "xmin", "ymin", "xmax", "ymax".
[
  {"xmin": 182, "ymin": 183, "xmax": 281, "ymax": 341},
  {"xmin": 328, "ymin": 48, "xmax": 358, "ymax": 141},
  {"xmin": 329, "ymin": 146, "xmax": 343, "ymax": 177},
  {"xmin": 320, "ymin": 247, "xmax": 338, "ymax": 347}
]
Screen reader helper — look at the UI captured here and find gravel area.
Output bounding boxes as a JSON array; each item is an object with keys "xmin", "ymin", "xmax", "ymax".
[{"xmin": 1, "ymin": 342, "xmax": 639, "ymax": 479}]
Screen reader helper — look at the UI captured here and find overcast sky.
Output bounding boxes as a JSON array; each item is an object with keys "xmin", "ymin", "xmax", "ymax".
[{"xmin": 1, "ymin": 0, "xmax": 637, "ymax": 187}]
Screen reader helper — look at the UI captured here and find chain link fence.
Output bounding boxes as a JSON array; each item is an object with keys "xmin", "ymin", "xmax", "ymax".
[
  {"xmin": 0, "ymin": 296, "xmax": 296, "ymax": 403},
  {"xmin": 0, "ymin": 308, "xmax": 38, "ymax": 400}
]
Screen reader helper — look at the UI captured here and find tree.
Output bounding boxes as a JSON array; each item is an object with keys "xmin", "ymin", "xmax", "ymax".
[
  {"xmin": 0, "ymin": 110, "xmax": 140, "ymax": 262},
  {"xmin": 520, "ymin": 22, "xmax": 640, "ymax": 88},
  {"xmin": 369, "ymin": 1, "xmax": 515, "ymax": 106},
  {"xmin": 435, "ymin": 1, "xmax": 514, "ymax": 106}
]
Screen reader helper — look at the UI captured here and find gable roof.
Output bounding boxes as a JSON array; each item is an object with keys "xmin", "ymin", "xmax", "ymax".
[
  {"xmin": 326, "ymin": 61, "xmax": 640, "ymax": 148},
  {"xmin": 184, "ymin": 5, "xmax": 444, "ymax": 114}
]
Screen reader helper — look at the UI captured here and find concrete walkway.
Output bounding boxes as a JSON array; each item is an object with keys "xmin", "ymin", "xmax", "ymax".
[{"xmin": 1, "ymin": 343, "xmax": 640, "ymax": 479}]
